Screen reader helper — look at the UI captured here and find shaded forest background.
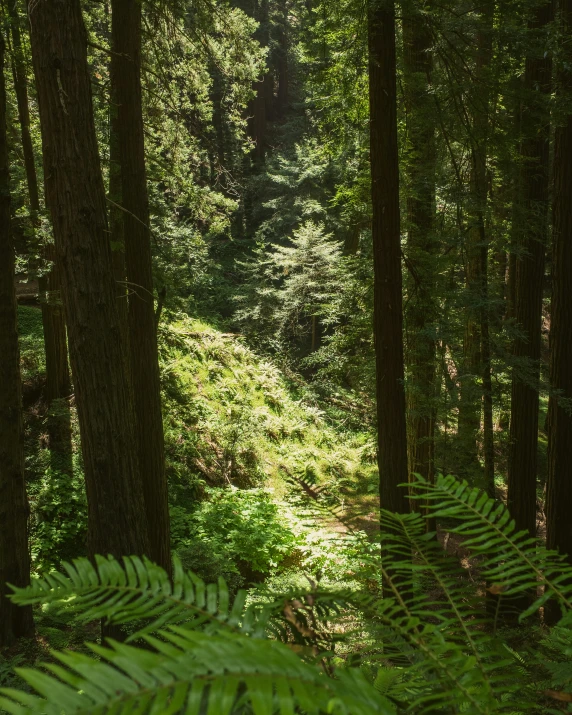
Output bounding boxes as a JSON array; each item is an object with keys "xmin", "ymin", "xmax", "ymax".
[{"xmin": 1, "ymin": 0, "xmax": 572, "ymax": 711}]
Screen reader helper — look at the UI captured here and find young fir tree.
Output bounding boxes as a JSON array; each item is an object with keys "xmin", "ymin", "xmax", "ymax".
[
  {"xmin": 28, "ymin": 0, "xmax": 149, "ymax": 560},
  {"xmin": 0, "ymin": 30, "xmax": 34, "ymax": 647}
]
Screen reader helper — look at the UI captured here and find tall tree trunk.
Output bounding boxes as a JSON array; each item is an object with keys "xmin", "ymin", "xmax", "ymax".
[
  {"xmin": 111, "ymin": 0, "xmax": 171, "ymax": 572},
  {"xmin": 107, "ymin": 7, "xmax": 127, "ymax": 324},
  {"xmin": 457, "ymin": 268, "xmax": 482, "ymax": 477},
  {"xmin": 473, "ymin": 3, "xmax": 495, "ymax": 497},
  {"xmin": 507, "ymin": 1, "xmax": 552, "ymax": 537},
  {"xmin": 368, "ymin": 0, "xmax": 409, "ymax": 520},
  {"xmin": 248, "ymin": 0, "xmax": 269, "ymax": 165},
  {"xmin": 42, "ymin": 248, "xmax": 72, "ymax": 475},
  {"xmin": 546, "ymin": 0, "xmax": 572, "ymax": 568},
  {"xmin": 276, "ymin": 0, "xmax": 289, "ymax": 118},
  {"xmin": 456, "ymin": 6, "xmax": 494, "ymax": 484},
  {"xmin": 402, "ymin": 4, "xmax": 436, "ymax": 497},
  {"xmin": 0, "ymin": 30, "xmax": 34, "ymax": 647},
  {"xmin": 7, "ymin": 0, "xmax": 72, "ymax": 474},
  {"xmin": 28, "ymin": 0, "xmax": 149, "ymax": 560}
]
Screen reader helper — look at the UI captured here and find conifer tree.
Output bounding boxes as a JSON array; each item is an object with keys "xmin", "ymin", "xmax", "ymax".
[
  {"xmin": 368, "ymin": 0, "xmax": 409, "ymax": 518},
  {"xmin": 402, "ymin": 2, "xmax": 437, "ymax": 491},
  {"xmin": 111, "ymin": 0, "xmax": 171, "ymax": 572},
  {"xmin": 28, "ymin": 0, "xmax": 149, "ymax": 560},
  {"xmin": 0, "ymin": 29, "xmax": 34, "ymax": 647},
  {"xmin": 7, "ymin": 0, "xmax": 72, "ymax": 474},
  {"xmin": 546, "ymin": 0, "xmax": 572, "ymax": 569},
  {"xmin": 507, "ymin": 1, "xmax": 552, "ymax": 537}
]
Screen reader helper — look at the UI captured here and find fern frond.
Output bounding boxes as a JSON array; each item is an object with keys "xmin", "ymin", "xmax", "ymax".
[
  {"xmin": 411, "ymin": 475, "xmax": 572, "ymax": 617},
  {"xmin": 9, "ymin": 555, "xmax": 269, "ymax": 640},
  {"xmin": 0, "ymin": 629, "xmax": 395, "ymax": 715}
]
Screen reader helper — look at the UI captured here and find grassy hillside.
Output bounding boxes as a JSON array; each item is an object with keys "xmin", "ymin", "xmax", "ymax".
[
  {"xmin": 160, "ymin": 316, "xmax": 375, "ymax": 498},
  {"xmin": 159, "ymin": 315, "xmax": 377, "ymax": 588},
  {"xmin": 17, "ymin": 307, "xmax": 376, "ymax": 591}
]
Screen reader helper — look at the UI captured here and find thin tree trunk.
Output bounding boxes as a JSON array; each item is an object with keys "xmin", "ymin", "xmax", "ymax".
[
  {"xmin": 507, "ymin": 1, "xmax": 552, "ymax": 538},
  {"xmin": 402, "ymin": 4, "xmax": 436, "ymax": 500},
  {"xmin": 473, "ymin": 3, "xmax": 495, "ymax": 498},
  {"xmin": 28, "ymin": 0, "xmax": 149, "ymax": 560},
  {"xmin": 276, "ymin": 0, "xmax": 289, "ymax": 118},
  {"xmin": 248, "ymin": 0, "xmax": 269, "ymax": 165},
  {"xmin": 7, "ymin": 0, "xmax": 72, "ymax": 473},
  {"xmin": 368, "ymin": 0, "xmax": 409, "ymax": 520},
  {"xmin": 546, "ymin": 0, "xmax": 572, "ymax": 570},
  {"xmin": 111, "ymin": 0, "xmax": 171, "ymax": 573},
  {"xmin": 481, "ymin": 258, "xmax": 495, "ymax": 497},
  {"xmin": 0, "ymin": 30, "xmax": 34, "ymax": 647},
  {"xmin": 42, "ymin": 246, "xmax": 72, "ymax": 475}
]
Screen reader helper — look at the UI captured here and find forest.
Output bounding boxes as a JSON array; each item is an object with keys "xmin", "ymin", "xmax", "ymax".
[{"xmin": 0, "ymin": 0, "xmax": 572, "ymax": 711}]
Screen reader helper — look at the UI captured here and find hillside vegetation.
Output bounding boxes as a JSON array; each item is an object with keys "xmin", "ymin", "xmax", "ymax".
[{"xmin": 19, "ymin": 307, "xmax": 373, "ymax": 596}]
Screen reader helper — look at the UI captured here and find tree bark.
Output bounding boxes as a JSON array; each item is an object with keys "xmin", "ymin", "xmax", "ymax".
[
  {"xmin": 111, "ymin": 0, "xmax": 171, "ymax": 573},
  {"xmin": 507, "ymin": 1, "xmax": 552, "ymax": 538},
  {"xmin": 402, "ymin": 4, "xmax": 436, "ymax": 499},
  {"xmin": 276, "ymin": 0, "xmax": 289, "ymax": 118},
  {"xmin": 546, "ymin": 0, "xmax": 572, "ymax": 568},
  {"xmin": 42, "ymin": 246, "xmax": 72, "ymax": 475},
  {"xmin": 473, "ymin": 4, "xmax": 494, "ymax": 498},
  {"xmin": 7, "ymin": 0, "xmax": 72, "ymax": 474},
  {"xmin": 28, "ymin": 0, "xmax": 149, "ymax": 559},
  {"xmin": 108, "ymin": 44, "xmax": 127, "ymax": 322},
  {"xmin": 368, "ymin": 0, "xmax": 409, "ymax": 518},
  {"xmin": 0, "ymin": 30, "xmax": 34, "ymax": 647},
  {"xmin": 248, "ymin": 0, "xmax": 269, "ymax": 165}
]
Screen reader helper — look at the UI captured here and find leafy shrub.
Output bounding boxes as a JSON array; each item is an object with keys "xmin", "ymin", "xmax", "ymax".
[
  {"xmin": 29, "ymin": 467, "xmax": 88, "ymax": 572},
  {"xmin": 17, "ymin": 305, "xmax": 46, "ymax": 382},
  {"xmin": 173, "ymin": 487, "xmax": 301, "ymax": 580}
]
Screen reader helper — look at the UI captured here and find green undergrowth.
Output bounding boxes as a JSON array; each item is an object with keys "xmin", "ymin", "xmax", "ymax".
[
  {"xmin": 17, "ymin": 306, "xmax": 45, "ymax": 383},
  {"xmin": 160, "ymin": 314, "xmax": 377, "ymax": 588},
  {"xmin": 16, "ymin": 306, "xmax": 376, "ymax": 594},
  {"xmin": 160, "ymin": 314, "xmax": 375, "ymax": 496}
]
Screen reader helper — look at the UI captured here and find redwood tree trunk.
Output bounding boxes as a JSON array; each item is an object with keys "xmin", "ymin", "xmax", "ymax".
[
  {"xmin": 0, "ymin": 31, "xmax": 34, "ymax": 647},
  {"xmin": 473, "ymin": 4, "xmax": 494, "ymax": 497},
  {"xmin": 368, "ymin": 0, "xmax": 409, "ymax": 518},
  {"xmin": 109, "ymin": 62, "xmax": 127, "ymax": 320},
  {"xmin": 247, "ymin": 0, "xmax": 269, "ymax": 165},
  {"xmin": 7, "ymin": 0, "xmax": 72, "ymax": 474},
  {"xmin": 111, "ymin": 0, "xmax": 171, "ymax": 572},
  {"xmin": 403, "ymin": 4, "xmax": 436, "ymax": 495},
  {"xmin": 41, "ymin": 247, "xmax": 72, "ymax": 475},
  {"xmin": 276, "ymin": 0, "xmax": 289, "ymax": 118},
  {"xmin": 507, "ymin": 1, "xmax": 552, "ymax": 537},
  {"xmin": 546, "ymin": 0, "xmax": 572, "ymax": 567},
  {"xmin": 28, "ymin": 0, "xmax": 149, "ymax": 559}
]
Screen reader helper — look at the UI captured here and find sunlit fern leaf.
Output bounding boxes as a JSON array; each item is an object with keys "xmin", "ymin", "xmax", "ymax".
[
  {"xmin": 8, "ymin": 555, "xmax": 270, "ymax": 640},
  {"xmin": 343, "ymin": 510, "xmax": 526, "ymax": 714},
  {"xmin": 377, "ymin": 509, "xmax": 505, "ymax": 677},
  {"xmin": 410, "ymin": 474, "xmax": 572, "ymax": 617},
  {"xmin": 0, "ymin": 629, "xmax": 396, "ymax": 715}
]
